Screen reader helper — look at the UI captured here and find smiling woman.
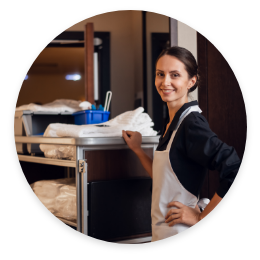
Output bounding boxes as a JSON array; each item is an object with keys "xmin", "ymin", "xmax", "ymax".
[
  {"xmin": 155, "ymin": 46, "xmax": 199, "ymax": 93},
  {"xmin": 156, "ymin": 56, "xmax": 195, "ymax": 110},
  {"xmin": 123, "ymin": 46, "xmax": 241, "ymax": 242},
  {"xmin": 155, "ymin": 47, "xmax": 198, "ymax": 136}
]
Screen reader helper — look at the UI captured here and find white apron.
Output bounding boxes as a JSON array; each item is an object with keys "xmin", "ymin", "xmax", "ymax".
[{"xmin": 151, "ymin": 105, "xmax": 202, "ymax": 242}]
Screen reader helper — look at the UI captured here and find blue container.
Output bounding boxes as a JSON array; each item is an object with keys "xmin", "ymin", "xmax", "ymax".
[
  {"xmin": 35, "ymin": 132, "xmax": 44, "ymax": 136},
  {"xmin": 72, "ymin": 110, "xmax": 110, "ymax": 125}
]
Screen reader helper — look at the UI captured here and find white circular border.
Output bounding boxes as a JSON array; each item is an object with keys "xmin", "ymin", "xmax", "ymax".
[{"xmin": 0, "ymin": 0, "xmax": 260, "ymax": 259}]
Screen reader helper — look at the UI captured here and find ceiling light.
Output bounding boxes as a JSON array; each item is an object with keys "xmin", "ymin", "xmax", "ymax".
[{"xmin": 65, "ymin": 74, "xmax": 81, "ymax": 81}]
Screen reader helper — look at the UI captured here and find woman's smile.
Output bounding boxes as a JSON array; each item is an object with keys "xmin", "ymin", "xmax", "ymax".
[{"xmin": 161, "ymin": 88, "xmax": 176, "ymax": 95}]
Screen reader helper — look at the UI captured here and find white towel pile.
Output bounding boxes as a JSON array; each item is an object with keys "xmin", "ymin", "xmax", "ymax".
[
  {"xmin": 43, "ymin": 107, "xmax": 157, "ymax": 138},
  {"xmin": 16, "ymin": 99, "xmax": 92, "ymax": 113},
  {"xmin": 30, "ymin": 178, "xmax": 76, "ymax": 221},
  {"xmin": 39, "ymin": 107, "xmax": 158, "ymax": 160}
]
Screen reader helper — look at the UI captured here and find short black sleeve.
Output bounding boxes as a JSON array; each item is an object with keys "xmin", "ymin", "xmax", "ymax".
[{"xmin": 183, "ymin": 114, "xmax": 241, "ymax": 198}]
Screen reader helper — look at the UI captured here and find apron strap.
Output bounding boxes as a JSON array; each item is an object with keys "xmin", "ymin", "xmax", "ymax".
[{"xmin": 166, "ymin": 105, "xmax": 202, "ymax": 151}]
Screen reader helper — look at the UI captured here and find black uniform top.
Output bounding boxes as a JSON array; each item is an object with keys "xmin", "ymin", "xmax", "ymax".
[{"xmin": 156, "ymin": 100, "xmax": 240, "ymax": 198}]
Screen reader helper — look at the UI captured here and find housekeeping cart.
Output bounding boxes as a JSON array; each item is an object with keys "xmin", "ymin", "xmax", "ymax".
[{"xmin": 15, "ymin": 136, "xmax": 159, "ymax": 243}]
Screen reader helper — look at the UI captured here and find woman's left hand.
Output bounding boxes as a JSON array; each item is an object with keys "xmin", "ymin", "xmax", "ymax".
[{"xmin": 165, "ymin": 201, "xmax": 201, "ymax": 227}]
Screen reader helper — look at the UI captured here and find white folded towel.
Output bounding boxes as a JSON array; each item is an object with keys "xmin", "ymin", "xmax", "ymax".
[
  {"xmin": 39, "ymin": 107, "xmax": 158, "ymax": 159},
  {"xmin": 16, "ymin": 99, "xmax": 92, "ymax": 113},
  {"xmin": 43, "ymin": 107, "xmax": 157, "ymax": 138}
]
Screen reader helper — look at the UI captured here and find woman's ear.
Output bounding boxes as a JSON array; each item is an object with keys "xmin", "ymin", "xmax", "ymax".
[{"xmin": 189, "ymin": 75, "xmax": 197, "ymax": 89}]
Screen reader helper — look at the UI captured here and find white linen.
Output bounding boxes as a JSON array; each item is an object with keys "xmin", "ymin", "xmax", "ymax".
[
  {"xmin": 31, "ymin": 178, "xmax": 77, "ymax": 221},
  {"xmin": 39, "ymin": 144, "xmax": 76, "ymax": 160},
  {"xmin": 42, "ymin": 107, "xmax": 157, "ymax": 138},
  {"xmin": 16, "ymin": 99, "xmax": 92, "ymax": 113},
  {"xmin": 39, "ymin": 107, "xmax": 158, "ymax": 160}
]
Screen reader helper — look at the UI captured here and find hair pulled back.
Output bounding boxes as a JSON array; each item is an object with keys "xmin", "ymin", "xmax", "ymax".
[{"xmin": 156, "ymin": 46, "xmax": 200, "ymax": 93}]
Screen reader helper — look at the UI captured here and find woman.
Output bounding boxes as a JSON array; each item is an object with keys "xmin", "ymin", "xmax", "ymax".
[{"xmin": 122, "ymin": 46, "xmax": 240, "ymax": 242}]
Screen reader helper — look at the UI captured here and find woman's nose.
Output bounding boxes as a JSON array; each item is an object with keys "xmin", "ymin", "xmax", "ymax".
[{"xmin": 163, "ymin": 74, "xmax": 171, "ymax": 86}]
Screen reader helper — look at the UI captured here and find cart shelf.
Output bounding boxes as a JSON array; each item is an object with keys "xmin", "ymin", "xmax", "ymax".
[{"xmin": 18, "ymin": 154, "xmax": 76, "ymax": 168}]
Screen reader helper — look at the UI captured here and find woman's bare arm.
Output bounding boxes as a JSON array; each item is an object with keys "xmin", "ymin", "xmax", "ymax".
[{"xmin": 122, "ymin": 130, "xmax": 153, "ymax": 178}]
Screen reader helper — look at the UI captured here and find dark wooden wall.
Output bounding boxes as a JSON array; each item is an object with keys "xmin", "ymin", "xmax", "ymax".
[{"xmin": 197, "ymin": 33, "xmax": 247, "ymax": 199}]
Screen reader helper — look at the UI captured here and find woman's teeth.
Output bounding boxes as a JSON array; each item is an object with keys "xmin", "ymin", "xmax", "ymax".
[{"xmin": 162, "ymin": 89, "xmax": 174, "ymax": 93}]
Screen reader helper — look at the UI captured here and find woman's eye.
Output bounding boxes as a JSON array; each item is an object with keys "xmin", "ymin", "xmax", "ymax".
[
  {"xmin": 157, "ymin": 73, "xmax": 164, "ymax": 77},
  {"xmin": 171, "ymin": 74, "xmax": 179, "ymax": 77}
]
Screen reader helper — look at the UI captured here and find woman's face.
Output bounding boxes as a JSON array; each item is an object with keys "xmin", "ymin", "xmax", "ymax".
[{"xmin": 155, "ymin": 55, "xmax": 196, "ymax": 104}]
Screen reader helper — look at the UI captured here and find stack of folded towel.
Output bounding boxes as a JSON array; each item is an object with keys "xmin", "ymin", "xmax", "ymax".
[
  {"xmin": 43, "ymin": 107, "xmax": 157, "ymax": 137},
  {"xmin": 16, "ymin": 99, "xmax": 92, "ymax": 113},
  {"xmin": 40, "ymin": 107, "xmax": 158, "ymax": 160}
]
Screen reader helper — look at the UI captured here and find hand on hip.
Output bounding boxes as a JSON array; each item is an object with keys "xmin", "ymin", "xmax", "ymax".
[{"xmin": 165, "ymin": 201, "xmax": 201, "ymax": 227}]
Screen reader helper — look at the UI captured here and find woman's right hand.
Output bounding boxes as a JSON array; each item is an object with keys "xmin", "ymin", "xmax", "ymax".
[
  {"xmin": 122, "ymin": 130, "xmax": 142, "ymax": 154},
  {"xmin": 122, "ymin": 130, "xmax": 153, "ymax": 178}
]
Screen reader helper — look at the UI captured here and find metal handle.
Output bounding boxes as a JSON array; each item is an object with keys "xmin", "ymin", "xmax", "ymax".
[
  {"xmin": 104, "ymin": 91, "xmax": 112, "ymax": 111},
  {"xmin": 79, "ymin": 159, "xmax": 88, "ymax": 235}
]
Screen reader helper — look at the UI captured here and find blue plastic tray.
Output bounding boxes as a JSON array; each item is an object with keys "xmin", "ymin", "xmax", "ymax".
[
  {"xmin": 35, "ymin": 132, "xmax": 44, "ymax": 136},
  {"xmin": 72, "ymin": 110, "xmax": 110, "ymax": 125}
]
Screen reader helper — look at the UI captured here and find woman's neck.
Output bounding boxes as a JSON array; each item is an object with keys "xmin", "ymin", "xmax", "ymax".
[{"xmin": 167, "ymin": 96, "xmax": 189, "ymax": 123}]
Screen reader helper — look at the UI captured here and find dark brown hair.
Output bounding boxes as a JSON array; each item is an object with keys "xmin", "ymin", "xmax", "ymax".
[{"xmin": 156, "ymin": 46, "xmax": 200, "ymax": 93}]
